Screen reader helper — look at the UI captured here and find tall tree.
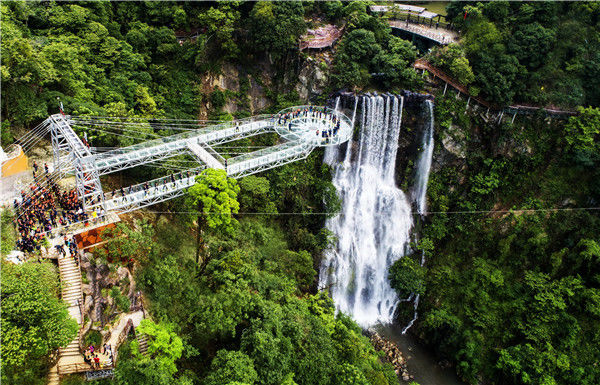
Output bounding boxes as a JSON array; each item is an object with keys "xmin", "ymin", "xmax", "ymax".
[
  {"xmin": 247, "ymin": 1, "xmax": 306, "ymax": 62},
  {"xmin": 186, "ymin": 169, "xmax": 240, "ymax": 267}
]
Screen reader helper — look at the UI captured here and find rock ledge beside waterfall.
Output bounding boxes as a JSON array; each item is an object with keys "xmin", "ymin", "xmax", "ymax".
[{"xmin": 367, "ymin": 329, "xmax": 413, "ymax": 382}]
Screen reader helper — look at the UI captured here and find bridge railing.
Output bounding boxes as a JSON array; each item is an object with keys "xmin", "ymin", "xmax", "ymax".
[
  {"xmin": 226, "ymin": 141, "xmax": 313, "ymax": 177},
  {"xmin": 57, "ymin": 362, "xmax": 95, "ymax": 375},
  {"xmin": 97, "ymin": 165, "xmax": 206, "ymax": 210},
  {"xmin": 273, "ymin": 106, "xmax": 353, "ymax": 146},
  {"xmin": 227, "ymin": 141, "xmax": 303, "ymax": 166},
  {"xmin": 74, "ymin": 114, "xmax": 273, "ymax": 161}
]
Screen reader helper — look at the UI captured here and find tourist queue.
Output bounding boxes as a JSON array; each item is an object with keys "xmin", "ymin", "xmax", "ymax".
[{"xmin": 14, "ymin": 165, "xmax": 87, "ymax": 255}]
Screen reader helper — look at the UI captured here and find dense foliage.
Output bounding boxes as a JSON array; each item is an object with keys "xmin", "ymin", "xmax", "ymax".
[
  {"xmin": 1, "ymin": 261, "xmax": 78, "ymax": 384},
  {"xmin": 413, "ymin": 94, "xmax": 600, "ymax": 385},
  {"xmin": 331, "ymin": 1, "xmax": 420, "ymax": 90},
  {"xmin": 446, "ymin": 1, "xmax": 600, "ymax": 107},
  {"xmin": 119, "ymin": 215, "xmax": 399, "ymax": 385},
  {"xmin": 0, "ymin": 0, "xmax": 308, "ymax": 139}
]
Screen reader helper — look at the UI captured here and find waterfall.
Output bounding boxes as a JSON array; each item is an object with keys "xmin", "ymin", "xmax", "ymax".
[
  {"xmin": 320, "ymin": 95, "xmax": 413, "ymax": 327},
  {"xmin": 412, "ymin": 100, "xmax": 435, "ymax": 215},
  {"xmin": 402, "ymin": 101, "xmax": 435, "ymax": 333}
]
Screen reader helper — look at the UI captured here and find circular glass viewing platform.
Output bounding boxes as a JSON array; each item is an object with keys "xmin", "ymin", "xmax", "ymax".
[{"xmin": 273, "ymin": 105, "xmax": 353, "ymax": 147}]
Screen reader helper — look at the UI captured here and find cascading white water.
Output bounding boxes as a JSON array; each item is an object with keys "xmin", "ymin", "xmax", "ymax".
[
  {"xmin": 320, "ymin": 95, "xmax": 413, "ymax": 327},
  {"xmin": 402, "ymin": 100, "xmax": 435, "ymax": 334},
  {"xmin": 412, "ymin": 100, "xmax": 435, "ymax": 215}
]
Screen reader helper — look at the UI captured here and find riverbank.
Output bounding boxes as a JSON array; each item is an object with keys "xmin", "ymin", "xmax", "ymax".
[
  {"xmin": 376, "ymin": 324, "xmax": 466, "ymax": 385},
  {"xmin": 367, "ymin": 329, "xmax": 412, "ymax": 382}
]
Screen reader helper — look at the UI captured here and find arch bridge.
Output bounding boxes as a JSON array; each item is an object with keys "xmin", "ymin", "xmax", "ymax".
[{"xmin": 23, "ymin": 106, "xmax": 352, "ymax": 218}]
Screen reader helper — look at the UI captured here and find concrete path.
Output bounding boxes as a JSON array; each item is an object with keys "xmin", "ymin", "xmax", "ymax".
[{"xmin": 106, "ymin": 310, "xmax": 145, "ymax": 350}]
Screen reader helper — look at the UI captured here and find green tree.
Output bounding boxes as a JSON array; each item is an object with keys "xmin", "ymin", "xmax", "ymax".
[
  {"xmin": 186, "ymin": 169, "xmax": 240, "ymax": 265},
  {"xmin": 389, "ymin": 257, "xmax": 426, "ymax": 298},
  {"xmin": 131, "ymin": 319, "xmax": 184, "ymax": 376},
  {"xmin": 1, "ymin": 209, "xmax": 17, "ymax": 255},
  {"xmin": 1, "ymin": 261, "xmax": 78, "ymax": 384},
  {"xmin": 198, "ymin": 3, "xmax": 241, "ymax": 60},
  {"xmin": 238, "ymin": 175, "xmax": 277, "ymax": 214},
  {"xmin": 115, "ymin": 356, "xmax": 192, "ymax": 385},
  {"xmin": 563, "ymin": 107, "xmax": 600, "ymax": 166},
  {"xmin": 204, "ymin": 350, "xmax": 259, "ymax": 385},
  {"xmin": 333, "ymin": 29, "xmax": 381, "ymax": 89},
  {"xmin": 247, "ymin": 2, "xmax": 306, "ymax": 62}
]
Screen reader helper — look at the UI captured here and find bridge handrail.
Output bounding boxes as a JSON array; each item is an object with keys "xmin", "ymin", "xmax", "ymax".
[
  {"xmin": 99, "ymin": 165, "xmax": 207, "ymax": 204},
  {"xmin": 73, "ymin": 114, "xmax": 273, "ymax": 160},
  {"xmin": 388, "ymin": 21, "xmax": 454, "ymax": 44},
  {"xmin": 227, "ymin": 141, "xmax": 303, "ymax": 165},
  {"xmin": 277, "ymin": 105, "xmax": 353, "ymax": 125},
  {"xmin": 226, "ymin": 141, "xmax": 314, "ymax": 177}
]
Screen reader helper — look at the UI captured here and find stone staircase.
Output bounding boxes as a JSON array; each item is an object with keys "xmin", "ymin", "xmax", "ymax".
[
  {"xmin": 57, "ymin": 255, "xmax": 88, "ymax": 376},
  {"xmin": 137, "ymin": 333, "xmax": 149, "ymax": 355},
  {"xmin": 46, "ymin": 254, "xmax": 88, "ymax": 384},
  {"xmin": 47, "ymin": 366, "xmax": 59, "ymax": 385}
]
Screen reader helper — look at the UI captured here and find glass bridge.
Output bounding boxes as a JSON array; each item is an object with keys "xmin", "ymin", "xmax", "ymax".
[{"xmin": 25, "ymin": 105, "xmax": 352, "ymax": 221}]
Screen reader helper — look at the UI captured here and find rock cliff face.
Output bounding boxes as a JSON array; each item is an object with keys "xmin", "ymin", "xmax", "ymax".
[
  {"xmin": 296, "ymin": 55, "xmax": 331, "ymax": 101},
  {"xmin": 197, "ymin": 52, "xmax": 336, "ymax": 119},
  {"xmin": 198, "ymin": 62, "xmax": 273, "ymax": 118}
]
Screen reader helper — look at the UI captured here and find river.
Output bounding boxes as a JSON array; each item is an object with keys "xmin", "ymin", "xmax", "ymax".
[{"xmin": 376, "ymin": 324, "xmax": 467, "ymax": 385}]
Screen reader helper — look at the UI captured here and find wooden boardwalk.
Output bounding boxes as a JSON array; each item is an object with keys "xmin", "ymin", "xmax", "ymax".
[
  {"xmin": 413, "ymin": 59, "xmax": 492, "ymax": 108},
  {"xmin": 413, "ymin": 59, "xmax": 577, "ymax": 118}
]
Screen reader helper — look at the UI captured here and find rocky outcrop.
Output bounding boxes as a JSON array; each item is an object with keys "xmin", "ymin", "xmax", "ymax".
[
  {"xmin": 296, "ymin": 56, "xmax": 331, "ymax": 101},
  {"xmin": 80, "ymin": 253, "xmax": 135, "ymax": 328},
  {"xmin": 367, "ymin": 329, "xmax": 412, "ymax": 382},
  {"xmin": 198, "ymin": 62, "xmax": 273, "ymax": 117},
  {"xmin": 441, "ymin": 123, "xmax": 467, "ymax": 159}
]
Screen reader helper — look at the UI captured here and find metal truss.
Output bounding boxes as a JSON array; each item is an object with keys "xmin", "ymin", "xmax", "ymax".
[
  {"xmin": 49, "ymin": 114, "xmax": 90, "ymax": 170},
  {"xmin": 74, "ymin": 156, "xmax": 105, "ymax": 211}
]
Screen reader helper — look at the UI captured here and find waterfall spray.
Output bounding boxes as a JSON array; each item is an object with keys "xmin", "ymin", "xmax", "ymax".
[
  {"xmin": 413, "ymin": 100, "xmax": 435, "ymax": 215},
  {"xmin": 402, "ymin": 100, "xmax": 435, "ymax": 334},
  {"xmin": 320, "ymin": 94, "xmax": 413, "ymax": 327}
]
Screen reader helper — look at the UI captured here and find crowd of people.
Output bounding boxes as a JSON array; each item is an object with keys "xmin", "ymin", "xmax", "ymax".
[
  {"xmin": 14, "ymin": 170, "xmax": 87, "ymax": 254},
  {"xmin": 276, "ymin": 106, "xmax": 342, "ymax": 143}
]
